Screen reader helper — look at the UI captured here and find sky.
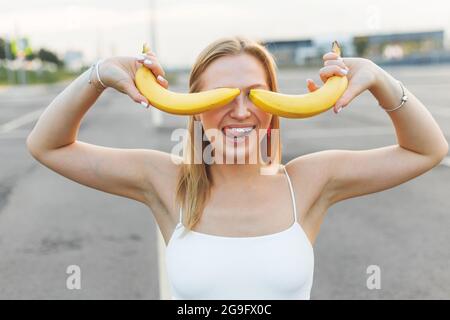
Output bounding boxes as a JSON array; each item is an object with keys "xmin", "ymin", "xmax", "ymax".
[{"xmin": 1, "ymin": 0, "xmax": 450, "ymax": 69}]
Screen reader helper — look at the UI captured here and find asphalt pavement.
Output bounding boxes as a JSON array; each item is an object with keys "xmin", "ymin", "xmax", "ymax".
[{"xmin": 0, "ymin": 64, "xmax": 449, "ymax": 299}]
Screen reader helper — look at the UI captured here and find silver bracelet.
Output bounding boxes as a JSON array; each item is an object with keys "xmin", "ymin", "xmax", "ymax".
[
  {"xmin": 383, "ymin": 80, "xmax": 408, "ymax": 112},
  {"xmin": 88, "ymin": 59, "xmax": 107, "ymax": 92}
]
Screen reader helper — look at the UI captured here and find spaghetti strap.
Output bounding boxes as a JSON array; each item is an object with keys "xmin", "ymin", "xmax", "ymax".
[
  {"xmin": 282, "ymin": 165, "xmax": 298, "ymax": 223},
  {"xmin": 165, "ymin": 163, "xmax": 314, "ymax": 300},
  {"xmin": 178, "ymin": 206, "xmax": 183, "ymax": 225}
]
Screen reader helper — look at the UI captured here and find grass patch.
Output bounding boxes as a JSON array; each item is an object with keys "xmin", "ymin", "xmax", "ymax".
[{"xmin": 0, "ymin": 66, "xmax": 178, "ymax": 86}]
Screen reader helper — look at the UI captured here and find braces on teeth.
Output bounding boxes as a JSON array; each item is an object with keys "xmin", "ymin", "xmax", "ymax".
[{"xmin": 233, "ymin": 127, "xmax": 252, "ymax": 132}]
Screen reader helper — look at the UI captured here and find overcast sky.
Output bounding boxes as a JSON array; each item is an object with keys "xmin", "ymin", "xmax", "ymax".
[{"xmin": 1, "ymin": 0, "xmax": 450, "ymax": 68}]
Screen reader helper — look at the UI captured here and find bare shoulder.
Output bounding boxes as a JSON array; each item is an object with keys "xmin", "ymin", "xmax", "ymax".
[
  {"xmin": 285, "ymin": 150, "xmax": 337, "ymax": 194},
  {"xmin": 285, "ymin": 150, "xmax": 337, "ymax": 213}
]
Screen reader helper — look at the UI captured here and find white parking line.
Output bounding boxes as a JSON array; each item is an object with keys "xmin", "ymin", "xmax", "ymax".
[
  {"xmin": 440, "ymin": 157, "xmax": 450, "ymax": 168},
  {"xmin": 2, "ymin": 108, "xmax": 448, "ymax": 170},
  {"xmin": 0, "ymin": 129, "xmax": 30, "ymax": 139},
  {"xmin": 156, "ymin": 228, "xmax": 171, "ymax": 300},
  {"xmin": 0, "ymin": 108, "xmax": 44, "ymax": 134},
  {"xmin": 284, "ymin": 126, "xmax": 395, "ymax": 139}
]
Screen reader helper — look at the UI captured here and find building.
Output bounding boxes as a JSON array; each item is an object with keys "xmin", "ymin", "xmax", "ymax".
[
  {"xmin": 261, "ymin": 39, "xmax": 316, "ymax": 67},
  {"xmin": 353, "ymin": 30, "xmax": 445, "ymax": 63},
  {"xmin": 261, "ymin": 37, "xmax": 354, "ymax": 67}
]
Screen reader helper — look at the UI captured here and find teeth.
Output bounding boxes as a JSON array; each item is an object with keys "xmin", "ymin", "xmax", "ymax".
[
  {"xmin": 230, "ymin": 127, "xmax": 252, "ymax": 133},
  {"xmin": 222, "ymin": 126, "xmax": 255, "ymax": 139}
]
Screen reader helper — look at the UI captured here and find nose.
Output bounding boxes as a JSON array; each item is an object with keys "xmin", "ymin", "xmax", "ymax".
[{"xmin": 229, "ymin": 92, "xmax": 251, "ymax": 120}]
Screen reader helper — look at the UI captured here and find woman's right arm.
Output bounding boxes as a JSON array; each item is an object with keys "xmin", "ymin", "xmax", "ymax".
[{"xmin": 26, "ymin": 55, "xmax": 177, "ymax": 207}]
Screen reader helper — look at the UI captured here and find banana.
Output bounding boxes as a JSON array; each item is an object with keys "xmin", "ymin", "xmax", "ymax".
[
  {"xmin": 248, "ymin": 41, "xmax": 348, "ymax": 118},
  {"xmin": 135, "ymin": 43, "xmax": 240, "ymax": 115}
]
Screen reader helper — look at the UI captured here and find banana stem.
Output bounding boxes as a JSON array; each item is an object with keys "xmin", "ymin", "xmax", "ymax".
[
  {"xmin": 142, "ymin": 42, "xmax": 151, "ymax": 54},
  {"xmin": 332, "ymin": 41, "xmax": 342, "ymax": 57}
]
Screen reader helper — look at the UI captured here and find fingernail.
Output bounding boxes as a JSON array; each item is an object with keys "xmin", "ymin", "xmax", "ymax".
[
  {"xmin": 144, "ymin": 59, "xmax": 152, "ymax": 66},
  {"xmin": 336, "ymin": 106, "xmax": 342, "ymax": 113},
  {"xmin": 140, "ymin": 101, "xmax": 149, "ymax": 108},
  {"xmin": 340, "ymin": 68, "xmax": 348, "ymax": 75},
  {"xmin": 157, "ymin": 75, "xmax": 166, "ymax": 82}
]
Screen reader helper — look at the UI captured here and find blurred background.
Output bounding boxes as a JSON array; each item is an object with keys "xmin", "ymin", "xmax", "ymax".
[{"xmin": 0, "ymin": 0, "xmax": 449, "ymax": 299}]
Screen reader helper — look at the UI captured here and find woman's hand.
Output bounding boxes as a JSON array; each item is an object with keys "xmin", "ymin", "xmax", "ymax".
[
  {"xmin": 98, "ymin": 44, "xmax": 169, "ymax": 106},
  {"xmin": 307, "ymin": 51, "xmax": 381, "ymax": 113}
]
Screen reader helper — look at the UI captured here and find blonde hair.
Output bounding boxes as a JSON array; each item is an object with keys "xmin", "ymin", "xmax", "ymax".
[{"xmin": 175, "ymin": 36, "xmax": 282, "ymax": 230}]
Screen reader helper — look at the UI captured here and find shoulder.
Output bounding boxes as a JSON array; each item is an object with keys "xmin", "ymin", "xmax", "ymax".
[
  {"xmin": 284, "ymin": 150, "xmax": 339, "ymax": 209},
  {"xmin": 142, "ymin": 149, "xmax": 183, "ymax": 179},
  {"xmin": 285, "ymin": 149, "xmax": 337, "ymax": 182}
]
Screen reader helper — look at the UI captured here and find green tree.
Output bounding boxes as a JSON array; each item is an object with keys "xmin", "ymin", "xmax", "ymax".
[
  {"xmin": 0, "ymin": 38, "xmax": 16, "ymax": 60},
  {"xmin": 0, "ymin": 38, "xmax": 5, "ymax": 60},
  {"xmin": 353, "ymin": 36, "xmax": 369, "ymax": 57},
  {"xmin": 37, "ymin": 48, "xmax": 64, "ymax": 68},
  {"xmin": 25, "ymin": 52, "xmax": 37, "ymax": 61}
]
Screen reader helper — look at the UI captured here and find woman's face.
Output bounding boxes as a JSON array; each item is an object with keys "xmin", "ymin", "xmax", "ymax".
[{"xmin": 196, "ymin": 53, "xmax": 273, "ymax": 163}]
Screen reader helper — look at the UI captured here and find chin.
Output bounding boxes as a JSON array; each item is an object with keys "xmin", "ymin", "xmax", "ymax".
[{"xmin": 202, "ymin": 126, "xmax": 265, "ymax": 164}]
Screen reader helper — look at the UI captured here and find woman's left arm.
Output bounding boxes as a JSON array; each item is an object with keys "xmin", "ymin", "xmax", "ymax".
[{"xmin": 299, "ymin": 55, "xmax": 449, "ymax": 206}]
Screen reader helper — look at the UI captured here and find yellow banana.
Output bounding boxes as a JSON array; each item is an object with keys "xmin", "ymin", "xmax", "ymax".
[
  {"xmin": 249, "ymin": 41, "xmax": 348, "ymax": 118},
  {"xmin": 135, "ymin": 43, "xmax": 240, "ymax": 115}
]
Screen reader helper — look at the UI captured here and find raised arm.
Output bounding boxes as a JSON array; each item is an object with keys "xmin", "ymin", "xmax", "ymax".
[
  {"xmin": 289, "ymin": 54, "xmax": 448, "ymax": 207},
  {"xmin": 26, "ymin": 52, "xmax": 176, "ymax": 207}
]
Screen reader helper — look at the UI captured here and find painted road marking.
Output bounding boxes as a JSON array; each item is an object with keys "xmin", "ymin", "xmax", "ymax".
[
  {"xmin": 1, "ymin": 108, "xmax": 448, "ymax": 171},
  {"xmin": 0, "ymin": 108, "xmax": 44, "ymax": 134},
  {"xmin": 440, "ymin": 157, "xmax": 450, "ymax": 168},
  {"xmin": 156, "ymin": 228, "xmax": 171, "ymax": 300},
  {"xmin": 0, "ymin": 130, "xmax": 30, "ymax": 139},
  {"xmin": 284, "ymin": 126, "xmax": 395, "ymax": 139}
]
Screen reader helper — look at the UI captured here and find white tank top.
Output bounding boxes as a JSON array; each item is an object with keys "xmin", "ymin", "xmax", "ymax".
[{"xmin": 165, "ymin": 164, "xmax": 314, "ymax": 299}]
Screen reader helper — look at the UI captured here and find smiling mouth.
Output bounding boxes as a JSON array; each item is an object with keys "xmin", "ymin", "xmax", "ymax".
[{"xmin": 221, "ymin": 125, "xmax": 257, "ymax": 142}]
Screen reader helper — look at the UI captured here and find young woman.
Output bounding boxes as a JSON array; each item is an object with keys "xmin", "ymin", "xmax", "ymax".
[{"xmin": 26, "ymin": 36, "xmax": 448, "ymax": 300}]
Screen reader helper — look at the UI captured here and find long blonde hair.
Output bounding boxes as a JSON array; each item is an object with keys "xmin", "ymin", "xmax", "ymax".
[{"xmin": 175, "ymin": 36, "xmax": 282, "ymax": 230}]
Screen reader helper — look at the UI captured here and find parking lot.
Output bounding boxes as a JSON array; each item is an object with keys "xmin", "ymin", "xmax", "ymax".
[{"xmin": 0, "ymin": 64, "xmax": 449, "ymax": 299}]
